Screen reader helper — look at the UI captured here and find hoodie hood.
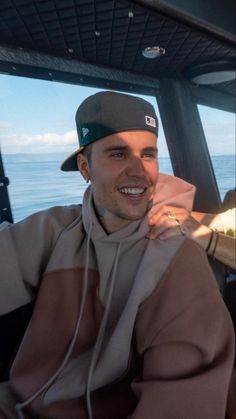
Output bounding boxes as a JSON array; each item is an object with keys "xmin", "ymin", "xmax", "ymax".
[{"xmin": 154, "ymin": 173, "xmax": 196, "ymax": 211}]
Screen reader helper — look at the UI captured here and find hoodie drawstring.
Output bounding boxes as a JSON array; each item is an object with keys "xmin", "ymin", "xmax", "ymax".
[
  {"xmin": 15, "ymin": 223, "xmax": 93, "ymax": 419},
  {"xmin": 86, "ymin": 241, "xmax": 122, "ymax": 419}
]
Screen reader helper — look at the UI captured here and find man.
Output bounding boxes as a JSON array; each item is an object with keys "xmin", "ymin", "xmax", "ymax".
[{"xmin": 0, "ymin": 91, "xmax": 234, "ymax": 419}]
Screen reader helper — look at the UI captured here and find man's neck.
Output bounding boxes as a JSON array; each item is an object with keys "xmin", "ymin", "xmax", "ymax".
[{"xmin": 95, "ymin": 204, "xmax": 131, "ymax": 234}]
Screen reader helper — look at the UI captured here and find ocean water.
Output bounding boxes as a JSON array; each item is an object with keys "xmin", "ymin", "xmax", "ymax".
[{"xmin": 2, "ymin": 153, "xmax": 235, "ymax": 223}]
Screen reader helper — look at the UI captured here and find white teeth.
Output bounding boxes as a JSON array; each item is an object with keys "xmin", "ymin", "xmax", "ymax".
[{"xmin": 120, "ymin": 187, "xmax": 144, "ymax": 195}]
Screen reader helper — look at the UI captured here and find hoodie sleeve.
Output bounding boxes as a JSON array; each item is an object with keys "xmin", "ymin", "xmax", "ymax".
[
  {"xmin": 0, "ymin": 205, "xmax": 81, "ymax": 315},
  {"xmin": 131, "ymin": 239, "xmax": 234, "ymax": 419},
  {"xmin": 219, "ymin": 208, "xmax": 236, "ymax": 235},
  {"xmin": 154, "ymin": 173, "xmax": 196, "ymax": 212}
]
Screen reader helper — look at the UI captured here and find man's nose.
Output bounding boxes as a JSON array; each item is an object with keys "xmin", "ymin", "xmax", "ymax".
[{"xmin": 126, "ymin": 156, "xmax": 146, "ymax": 176}]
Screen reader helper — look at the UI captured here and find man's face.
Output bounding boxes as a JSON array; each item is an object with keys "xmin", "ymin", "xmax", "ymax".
[{"xmin": 78, "ymin": 130, "xmax": 159, "ymax": 233}]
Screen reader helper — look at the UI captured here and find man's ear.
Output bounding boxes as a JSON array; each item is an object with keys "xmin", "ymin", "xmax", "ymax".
[{"xmin": 77, "ymin": 153, "xmax": 91, "ymax": 182}]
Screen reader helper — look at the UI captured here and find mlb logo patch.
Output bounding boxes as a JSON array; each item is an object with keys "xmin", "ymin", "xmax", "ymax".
[{"xmin": 145, "ymin": 115, "xmax": 156, "ymax": 128}]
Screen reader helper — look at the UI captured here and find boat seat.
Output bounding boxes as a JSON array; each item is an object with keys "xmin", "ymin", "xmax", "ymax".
[{"xmin": 0, "ymin": 301, "xmax": 34, "ymax": 381}]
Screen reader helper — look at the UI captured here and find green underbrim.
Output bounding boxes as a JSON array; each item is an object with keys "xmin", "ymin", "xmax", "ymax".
[{"xmin": 60, "ymin": 146, "xmax": 84, "ymax": 171}]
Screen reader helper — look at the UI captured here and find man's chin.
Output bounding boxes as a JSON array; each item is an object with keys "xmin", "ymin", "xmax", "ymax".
[
  {"xmin": 118, "ymin": 207, "xmax": 149, "ymax": 222},
  {"xmin": 124, "ymin": 199, "xmax": 153, "ymax": 220}
]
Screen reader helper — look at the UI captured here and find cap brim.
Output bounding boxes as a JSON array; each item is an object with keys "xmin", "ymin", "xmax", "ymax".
[{"xmin": 60, "ymin": 147, "xmax": 84, "ymax": 171}]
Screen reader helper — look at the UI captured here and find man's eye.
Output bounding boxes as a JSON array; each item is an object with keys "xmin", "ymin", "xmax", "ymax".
[
  {"xmin": 142, "ymin": 153, "xmax": 156, "ymax": 160},
  {"xmin": 111, "ymin": 152, "xmax": 125, "ymax": 159}
]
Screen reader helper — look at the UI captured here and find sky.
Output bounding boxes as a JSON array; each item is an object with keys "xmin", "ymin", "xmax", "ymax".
[{"xmin": 0, "ymin": 74, "xmax": 235, "ymax": 157}]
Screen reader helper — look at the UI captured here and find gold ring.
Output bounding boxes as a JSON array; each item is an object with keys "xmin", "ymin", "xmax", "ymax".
[
  {"xmin": 167, "ymin": 212, "xmax": 186, "ymax": 235},
  {"xmin": 167, "ymin": 211, "xmax": 177, "ymax": 220}
]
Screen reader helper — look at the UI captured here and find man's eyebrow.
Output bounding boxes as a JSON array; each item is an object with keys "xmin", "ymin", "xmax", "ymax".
[
  {"xmin": 142, "ymin": 146, "xmax": 158, "ymax": 153},
  {"xmin": 103, "ymin": 146, "xmax": 158, "ymax": 153},
  {"xmin": 104, "ymin": 145, "xmax": 129, "ymax": 153}
]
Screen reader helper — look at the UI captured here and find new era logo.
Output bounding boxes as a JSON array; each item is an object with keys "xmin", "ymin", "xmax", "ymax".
[
  {"xmin": 145, "ymin": 115, "xmax": 156, "ymax": 128},
  {"xmin": 82, "ymin": 127, "xmax": 89, "ymax": 137}
]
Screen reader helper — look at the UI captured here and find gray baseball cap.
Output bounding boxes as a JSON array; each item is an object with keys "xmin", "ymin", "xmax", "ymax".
[{"xmin": 61, "ymin": 91, "xmax": 158, "ymax": 171}]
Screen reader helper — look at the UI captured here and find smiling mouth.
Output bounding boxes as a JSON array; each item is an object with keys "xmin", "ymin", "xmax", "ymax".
[{"xmin": 119, "ymin": 187, "xmax": 146, "ymax": 196}]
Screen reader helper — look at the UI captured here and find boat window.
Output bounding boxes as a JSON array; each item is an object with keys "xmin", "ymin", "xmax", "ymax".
[
  {"xmin": 0, "ymin": 74, "xmax": 171, "ymax": 222},
  {"xmin": 198, "ymin": 104, "xmax": 235, "ymax": 202}
]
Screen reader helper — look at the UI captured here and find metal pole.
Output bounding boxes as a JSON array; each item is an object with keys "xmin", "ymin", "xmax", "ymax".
[
  {"xmin": 0, "ymin": 148, "xmax": 13, "ymax": 223},
  {"xmin": 157, "ymin": 78, "xmax": 222, "ymax": 213}
]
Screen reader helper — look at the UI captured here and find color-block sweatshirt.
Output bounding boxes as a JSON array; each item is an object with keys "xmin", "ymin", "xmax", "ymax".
[{"xmin": 0, "ymin": 173, "xmax": 234, "ymax": 419}]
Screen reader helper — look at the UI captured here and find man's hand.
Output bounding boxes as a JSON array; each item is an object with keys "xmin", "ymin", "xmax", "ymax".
[{"xmin": 147, "ymin": 205, "xmax": 212, "ymax": 251}]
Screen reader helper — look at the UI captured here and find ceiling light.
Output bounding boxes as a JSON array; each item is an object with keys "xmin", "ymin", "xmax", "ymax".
[
  {"xmin": 142, "ymin": 46, "xmax": 165, "ymax": 59},
  {"xmin": 187, "ymin": 60, "xmax": 236, "ymax": 85}
]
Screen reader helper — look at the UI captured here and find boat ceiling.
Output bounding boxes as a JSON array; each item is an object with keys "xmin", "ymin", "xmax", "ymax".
[{"xmin": 0, "ymin": 0, "xmax": 235, "ymax": 101}]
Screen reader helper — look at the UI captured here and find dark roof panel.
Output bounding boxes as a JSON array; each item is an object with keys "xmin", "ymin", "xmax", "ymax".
[{"xmin": 0, "ymin": 0, "xmax": 234, "ymax": 97}]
